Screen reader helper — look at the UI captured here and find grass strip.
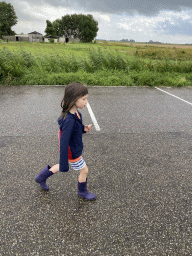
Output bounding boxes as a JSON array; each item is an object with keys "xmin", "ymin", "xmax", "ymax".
[{"xmin": 0, "ymin": 44, "xmax": 191, "ymax": 87}]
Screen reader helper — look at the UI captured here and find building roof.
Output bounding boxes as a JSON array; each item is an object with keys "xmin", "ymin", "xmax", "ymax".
[
  {"xmin": 28, "ymin": 31, "xmax": 43, "ymax": 35},
  {"xmin": 44, "ymin": 35, "xmax": 56, "ymax": 38},
  {"xmin": 15, "ymin": 34, "xmax": 29, "ymax": 37},
  {"xmin": 44, "ymin": 35, "xmax": 60, "ymax": 38}
]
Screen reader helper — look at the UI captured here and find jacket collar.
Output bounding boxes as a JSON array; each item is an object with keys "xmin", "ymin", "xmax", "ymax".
[{"xmin": 68, "ymin": 110, "xmax": 82, "ymax": 123}]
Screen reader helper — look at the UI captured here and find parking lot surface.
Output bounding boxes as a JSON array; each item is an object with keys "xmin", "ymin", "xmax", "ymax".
[{"xmin": 0, "ymin": 85, "xmax": 191, "ymax": 255}]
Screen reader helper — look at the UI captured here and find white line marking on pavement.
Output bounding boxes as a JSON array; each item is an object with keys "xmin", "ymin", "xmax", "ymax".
[
  {"xmin": 155, "ymin": 87, "xmax": 192, "ymax": 106},
  {"xmin": 86, "ymin": 102, "xmax": 101, "ymax": 131}
]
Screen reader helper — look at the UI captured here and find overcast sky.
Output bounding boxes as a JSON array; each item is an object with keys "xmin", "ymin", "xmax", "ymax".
[{"xmin": 4, "ymin": 0, "xmax": 192, "ymax": 44}]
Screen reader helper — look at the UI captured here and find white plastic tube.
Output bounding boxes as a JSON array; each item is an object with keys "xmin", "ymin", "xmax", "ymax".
[{"xmin": 86, "ymin": 102, "xmax": 101, "ymax": 131}]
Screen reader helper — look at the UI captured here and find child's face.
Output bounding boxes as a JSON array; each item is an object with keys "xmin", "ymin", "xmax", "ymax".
[{"xmin": 75, "ymin": 94, "xmax": 88, "ymax": 110}]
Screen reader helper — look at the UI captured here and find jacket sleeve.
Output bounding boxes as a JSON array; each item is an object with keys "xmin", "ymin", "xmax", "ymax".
[
  {"xmin": 82, "ymin": 124, "xmax": 86, "ymax": 134},
  {"xmin": 59, "ymin": 119, "xmax": 75, "ymax": 172},
  {"xmin": 78, "ymin": 111, "xmax": 86, "ymax": 133}
]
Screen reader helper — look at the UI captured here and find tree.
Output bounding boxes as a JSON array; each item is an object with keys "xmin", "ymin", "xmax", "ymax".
[
  {"xmin": 44, "ymin": 14, "xmax": 99, "ymax": 42},
  {"xmin": 59, "ymin": 14, "xmax": 77, "ymax": 38},
  {"xmin": 52, "ymin": 19, "xmax": 62, "ymax": 37},
  {"xmin": 0, "ymin": 1, "xmax": 18, "ymax": 38},
  {"xmin": 44, "ymin": 20, "xmax": 57, "ymax": 37},
  {"xmin": 77, "ymin": 14, "xmax": 99, "ymax": 43}
]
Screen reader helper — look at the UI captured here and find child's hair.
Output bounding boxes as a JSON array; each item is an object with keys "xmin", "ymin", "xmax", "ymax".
[{"xmin": 60, "ymin": 82, "xmax": 88, "ymax": 120}]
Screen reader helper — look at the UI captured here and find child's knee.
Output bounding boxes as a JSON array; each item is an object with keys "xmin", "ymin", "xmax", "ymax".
[
  {"xmin": 84, "ymin": 165, "xmax": 88, "ymax": 175},
  {"xmin": 80, "ymin": 165, "xmax": 88, "ymax": 175}
]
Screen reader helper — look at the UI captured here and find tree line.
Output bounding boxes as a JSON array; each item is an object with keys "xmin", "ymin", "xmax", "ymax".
[{"xmin": 0, "ymin": 1, "xmax": 99, "ymax": 43}]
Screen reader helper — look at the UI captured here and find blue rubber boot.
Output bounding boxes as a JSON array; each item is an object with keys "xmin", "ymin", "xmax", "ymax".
[
  {"xmin": 35, "ymin": 165, "xmax": 53, "ymax": 190},
  {"xmin": 78, "ymin": 178, "xmax": 96, "ymax": 200}
]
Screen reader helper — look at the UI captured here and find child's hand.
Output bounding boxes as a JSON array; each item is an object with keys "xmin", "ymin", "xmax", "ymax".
[{"xmin": 84, "ymin": 124, "xmax": 92, "ymax": 132}]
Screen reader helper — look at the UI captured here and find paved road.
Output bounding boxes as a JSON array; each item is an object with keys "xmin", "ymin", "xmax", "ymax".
[{"xmin": 1, "ymin": 85, "xmax": 192, "ymax": 255}]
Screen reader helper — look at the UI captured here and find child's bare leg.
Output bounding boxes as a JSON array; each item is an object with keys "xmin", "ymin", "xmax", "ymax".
[
  {"xmin": 50, "ymin": 164, "xmax": 59, "ymax": 174},
  {"xmin": 78, "ymin": 165, "xmax": 88, "ymax": 182}
]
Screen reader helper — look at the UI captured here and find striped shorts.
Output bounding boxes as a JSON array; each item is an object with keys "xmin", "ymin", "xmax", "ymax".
[{"xmin": 69, "ymin": 156, "xmax": 86, "ymax": 171}]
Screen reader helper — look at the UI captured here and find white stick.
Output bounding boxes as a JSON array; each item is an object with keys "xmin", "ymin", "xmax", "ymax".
[{"xmin": 86, "ymin": 102, "xmax": 101, "ymax": 131}]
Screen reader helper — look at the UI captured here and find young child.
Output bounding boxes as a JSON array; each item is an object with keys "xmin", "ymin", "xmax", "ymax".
[{"xmin": 35, "ymin": 82, "xmax": 96, "ymax": 200}]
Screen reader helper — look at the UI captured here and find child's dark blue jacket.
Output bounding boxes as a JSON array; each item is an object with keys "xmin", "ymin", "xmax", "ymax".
[{"xmin": 58, "ymin": 110, "xmax": 86, "ymax": 172}]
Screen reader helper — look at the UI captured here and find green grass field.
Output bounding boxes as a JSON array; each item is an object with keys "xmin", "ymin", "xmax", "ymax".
[{"xmin": 0, "ymin": 40, "xmax": 192, "ymax": 87}]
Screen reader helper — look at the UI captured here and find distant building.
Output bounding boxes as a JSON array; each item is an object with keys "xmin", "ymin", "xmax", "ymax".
[
  {"xmin": 59, "ymin": 37, "xmax": 80, "ymax": 43},
  {"xmin": 44, "ymin": 35, "xmax": 57, "ymax": 43},
  {"xmin": 15, "ymin": 34, "xmax": 29, "ymax": 42},
  {"xmin": 2, "ymin": 34, "xmax": 28, "ymax": 42},
  {"xmin": 44, "ymin": 35, "xmax": 79, "ymax": 43},
  {"xmin": 28, "ymin": 31, "xmax": 43, "ymax": 42},
  {"xmin": 2, "ymin": 31, "xmax": 44, "ymax": 42},
  {"xmin": 2, "ymin": 32, "xmax": 80, "ymax": 43}
]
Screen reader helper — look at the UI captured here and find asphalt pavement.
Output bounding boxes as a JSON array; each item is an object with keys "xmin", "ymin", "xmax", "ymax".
[{"xmin": 0, "ymin": 85, "xmax": 192, "ymax": 255}]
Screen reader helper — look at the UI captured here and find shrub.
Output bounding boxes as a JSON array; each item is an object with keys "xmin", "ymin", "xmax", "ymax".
[
  {"xmin": 87, "ymin": 48, "xmax": 129, "ymax": 72},
  {"xmin": 0, "ymin": 49, "xmax": 24, "ymax": 79},
  {"xmin": 49, "ymin": 38, "xmax": 54, "ymax": 43},
  {"xmin": 19, "ymin": 49, "xmax": 36, "ymax": 68},
  {"xmin": 130, "ymin": 70, "xmax": 162, "ymax": 86}
]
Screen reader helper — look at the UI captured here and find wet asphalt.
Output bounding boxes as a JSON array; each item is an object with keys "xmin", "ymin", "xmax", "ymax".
[{"xmin": 0, "ymin": 85, "xmax": 192, "ymax": 255}]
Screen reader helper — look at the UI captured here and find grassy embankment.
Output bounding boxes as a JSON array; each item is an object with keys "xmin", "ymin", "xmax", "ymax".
[{"xmin": 0, "ymin": 40, "xmax": 192, "ymax": 86}]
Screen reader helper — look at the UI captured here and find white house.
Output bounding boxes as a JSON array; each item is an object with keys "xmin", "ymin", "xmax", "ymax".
[
  {"xmin": 44, "ymin": 36, "xmax": 80, "ymax": 43},
  {"xmin": 44, "ymin": 35, "xmax": 56, "ymax": 43},
  {"xmin": 2, "ymin": 32, "xmax": 80, "ymax": 43}
]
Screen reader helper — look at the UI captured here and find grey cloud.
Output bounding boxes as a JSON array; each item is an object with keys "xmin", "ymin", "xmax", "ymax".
[
  {"xmin": 35, "ymin": 0, "xmax": 192, "ymax": 15},
  {"xmin": 156, "ymin": 18, "xmax": 192, "ymax": 36},
  {"xmin": 7, "ymin": 0, "xmax": 192, "ymax": 18},
  {"xmin": 3, "ymin": 0, "xmax": 46, "ymax": 21}
]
